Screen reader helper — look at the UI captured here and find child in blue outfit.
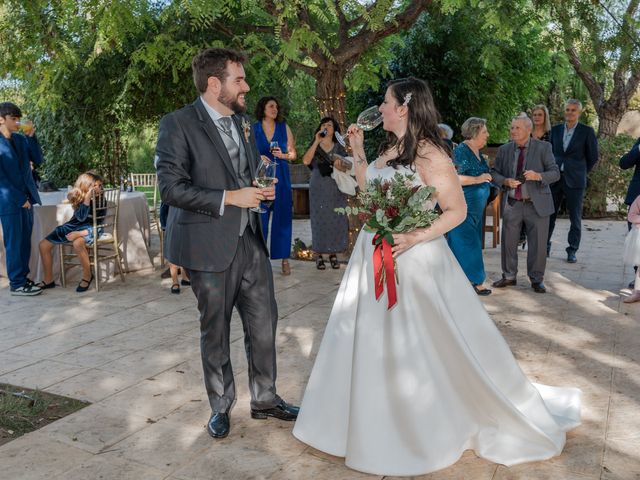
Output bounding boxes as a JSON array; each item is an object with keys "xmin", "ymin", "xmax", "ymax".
[
  {"xmin": 0, "ymin": 102, "xmax": 44, "ymax": 296},
  {"xmin": 38, "ymin": 171, "xmax": 105, "ymax": 292}
]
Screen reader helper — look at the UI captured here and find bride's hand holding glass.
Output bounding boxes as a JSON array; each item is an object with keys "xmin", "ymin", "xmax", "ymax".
[{"xmin": 346, "ymin": 124, "xmax": 365, "ymax": 150}]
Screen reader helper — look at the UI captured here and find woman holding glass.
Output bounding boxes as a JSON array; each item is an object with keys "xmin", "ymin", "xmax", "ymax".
[
  {"xmin": 302, "ymin": 117, "xmax": 350, "ymax": 270},
  {"xmin": 252, "ymin": 96, "xmax": 297, "ymax": 275},
  {"xmin": 446, "ymin": 117, "xmax": 493, "ymax": 295}
]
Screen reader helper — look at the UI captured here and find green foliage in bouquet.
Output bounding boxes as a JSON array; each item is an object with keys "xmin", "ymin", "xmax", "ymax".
[{"xmin": 335, "ymin": 172, "xmax": 439, "ymax": 246}]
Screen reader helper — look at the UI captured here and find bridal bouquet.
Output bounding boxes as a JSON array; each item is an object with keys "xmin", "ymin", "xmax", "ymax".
[{"xmin": 335, "ymin": 172, "xmax": 439, "ymax": 309}]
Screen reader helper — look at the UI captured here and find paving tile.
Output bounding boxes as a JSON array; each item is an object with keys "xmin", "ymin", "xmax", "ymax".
[
  {"xmin": 39, "ymin": 403, "xmax": 151, "ymax": 454},
  {"xmin": 45, "ymin": 368, "xmax": 141, "ymax": 402},
  {"xmin": 0, "ymin": 432, "xmax": 93, "ymax": 479},
  {"xmin": 52, "ymin": 452, "xmax": 167, "ymax": 480},
  {"xmin": 0, "ymin": 359, "xmax": 88, "ymax": 389}
]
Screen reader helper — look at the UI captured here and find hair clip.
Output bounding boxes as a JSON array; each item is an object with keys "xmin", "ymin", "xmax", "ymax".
[{"xmin": 402, "ymin": 92, "xmax": 412, "ymax": 107}]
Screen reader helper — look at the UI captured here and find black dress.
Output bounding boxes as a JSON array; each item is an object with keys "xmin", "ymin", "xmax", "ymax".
[
  {"xmin": 309, "ymin": 143, "xmax": 350, "ymax": 253},
  {"xmin": 45, "ymin": 201, "xmax": 106, "ymax": 245}
]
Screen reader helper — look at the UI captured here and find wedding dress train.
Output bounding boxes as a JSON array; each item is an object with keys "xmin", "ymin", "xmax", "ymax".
[{"xmin": 292, "ymin": 163, "xmax": 581, "ymax": 476}]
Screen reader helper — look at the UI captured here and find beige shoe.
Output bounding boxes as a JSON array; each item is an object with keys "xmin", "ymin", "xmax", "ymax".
[{"xmin": 623, "ymin": 290, "xmax": 640, "ymax": 303}]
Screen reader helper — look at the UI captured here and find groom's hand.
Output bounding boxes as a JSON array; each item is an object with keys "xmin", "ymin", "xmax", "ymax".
[{"xmin": 225, "ymin": 187, "xmax": 265, "ymax": 208}]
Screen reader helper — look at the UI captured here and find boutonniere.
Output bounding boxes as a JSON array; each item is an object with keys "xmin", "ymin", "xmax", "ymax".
[{"xmin": 241, "ymin": 119, "xmax": 251, "ymax": 142}]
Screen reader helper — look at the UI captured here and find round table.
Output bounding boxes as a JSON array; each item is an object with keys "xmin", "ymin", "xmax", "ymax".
[{"xmin": 0, "ymin": 190, "xmax": 153, "ymax": 283}]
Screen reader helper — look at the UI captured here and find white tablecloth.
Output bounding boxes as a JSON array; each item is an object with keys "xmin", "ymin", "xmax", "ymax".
[{"xmin": 0, "ymin": 190, "xmax": 152, "ymax": 283}]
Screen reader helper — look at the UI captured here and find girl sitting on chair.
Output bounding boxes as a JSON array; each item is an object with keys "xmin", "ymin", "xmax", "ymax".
[{"xmin": 38, "ymin": 171, "xmax": 105, "ymax": 293}]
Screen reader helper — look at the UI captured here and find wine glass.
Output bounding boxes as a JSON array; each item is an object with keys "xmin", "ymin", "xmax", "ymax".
[
  {"xmin": 334, "ymin": 106, "xmax": 383, "ymax": 147},
  {"xmin": 17, "ymin": 118, "xmax": 34, "ymax": 135},
  {"xmin": 269, "ymin": 141, "xmax": 279, "ymax": 158},
  {"xmin": 251, "ymin": 158, "xmax": 277, "ymax": 213}
]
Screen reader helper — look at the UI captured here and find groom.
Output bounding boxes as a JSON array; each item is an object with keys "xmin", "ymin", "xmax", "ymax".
[{"xmin": 155, "ymin": 47, "xmax": 298, "ymax": 439}]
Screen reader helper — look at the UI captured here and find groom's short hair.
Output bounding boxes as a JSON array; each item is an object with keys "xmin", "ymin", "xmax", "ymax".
[{"xmin": 192, "ymin": 48, "xmax": 247, "ymax": 94}]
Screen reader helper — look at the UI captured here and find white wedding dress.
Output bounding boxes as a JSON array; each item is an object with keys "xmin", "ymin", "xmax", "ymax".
[{"xmin": 292, "ymin": 163, "xmax": 581, "ymax": 476}]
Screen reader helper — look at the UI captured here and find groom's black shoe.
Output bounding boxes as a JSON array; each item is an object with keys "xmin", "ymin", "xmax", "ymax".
[
  {"xmin": 492, "ymin": 277, "xmax": 516, "ymax": 288},
  {"xmin": 251, "ymin": 400, "xmax": 299, "ymax": 421},
  {"xmin": 207, "ymin": 412, "xmax": 230, "ymax": 438}
]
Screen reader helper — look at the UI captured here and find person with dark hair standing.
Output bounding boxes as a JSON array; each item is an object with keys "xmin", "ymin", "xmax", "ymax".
[
  {"xmin": 156, "ymin": 48, "xmax": 298, "ymax": 440},
  {"xmin": 547, "ymin": 99, "xmax": 598, "ymax": 263},
  {"xmin": 252, "ymin": 96, "xmax": 297, "ymax": 275},
  {"xmin": 0, "ymin": 102, "xmax": 44, "ymax": 296},
  {"xmin": 301, "ymin": 117, "xmax": 349, "ymax": 270},
  {"xmin": 293, "ymin": 78, "xmax": 580, "ymax": 476}
]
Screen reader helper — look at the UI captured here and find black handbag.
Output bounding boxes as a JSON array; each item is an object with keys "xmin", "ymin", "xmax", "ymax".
[
  {"xmin": 487, "ymin": 184, "xmax": 500, "ymax": 205},
  {"xmin": 316, "ymin": 155, "xmax": 334, "ymax": 177}
]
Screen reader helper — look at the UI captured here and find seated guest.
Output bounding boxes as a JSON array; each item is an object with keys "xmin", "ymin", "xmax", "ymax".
[
  {"xmin": 38, "ymin": 171, "xmax": 105, "ymax": 293},
  {"xmin": 491, "ymin": 116, "xmax": 560, "ymax": 293},
  {"xmin": 447, "ymin": 117, "xmax": 493, "ymax": 295},
  {"xmin": 302, "ymin": 117, "xmax": 349, "ymax": 270}
]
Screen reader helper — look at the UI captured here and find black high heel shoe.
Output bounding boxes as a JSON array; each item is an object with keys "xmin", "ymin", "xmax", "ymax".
[
  {"xmin": 329, "ymin": 254, "xmax": 340, "ymax": 269},
  {"xmin": 315, "ymin": 256, "xmax": 326, "ymax": 270},
  {"xmin": 76, "ymin": 274, "xmax": 94, "ymax": 293}
]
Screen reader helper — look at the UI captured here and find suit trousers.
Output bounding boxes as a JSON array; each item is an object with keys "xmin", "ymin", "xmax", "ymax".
[
  {"xmin": 0, "ymin": 208, "xmax": 34, "ymax": 290},
  {"xmin": 187, "ymin": 227, "xmax": 281, "ymax": 414},
  {"xmin": 501, "ymin": 199, "xmax": 549, "ymax": 284},
  {"xmin": 548, "ymin": 175, "xmax": 584, "ymax": 254}
]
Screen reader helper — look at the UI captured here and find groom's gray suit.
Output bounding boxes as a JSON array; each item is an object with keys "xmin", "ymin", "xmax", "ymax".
[
  {"xmin": 156, "ymin": 97, "xmax": 281, "ymax": 413},
  {"xmin": 491, "ymin": 138, "xmax": 560, "ymax": 283}
]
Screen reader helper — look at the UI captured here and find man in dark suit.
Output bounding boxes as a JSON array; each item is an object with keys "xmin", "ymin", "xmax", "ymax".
[
  {"xmin": 620, "ymin": 137, "xmax": 640, "ymax": 287},
  {"xmin": 156, "ymin": 48, "xmax": 298, "ymax": 439},
  {"xmin": 0, "ymin": 102, "xmax": 44, "ymax": 296},
  {"xmin": 548, "ymin": 99, "xmax": 598, "ymax": 263},
  {"xmin": 491, "ymin": 115, "xmax": 560, "ymax": 293}
]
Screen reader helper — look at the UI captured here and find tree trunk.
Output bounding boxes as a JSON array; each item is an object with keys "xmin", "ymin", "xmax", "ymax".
[
  {"xmin": 314, "ymin": 64, "xmax": 349, "ymax": 130},
  {"xmin": 596, "ymin": 107, "xmax": 624, "ymax": 139}
]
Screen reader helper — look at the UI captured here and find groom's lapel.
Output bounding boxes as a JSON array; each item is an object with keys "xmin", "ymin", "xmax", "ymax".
[
  {"xmin": 193, "ymin": 99, "xmax": 237, "ymax": 180},
  {"xmin": 232, "ymin": 114, "xmax": 257, "ymax": 178}
]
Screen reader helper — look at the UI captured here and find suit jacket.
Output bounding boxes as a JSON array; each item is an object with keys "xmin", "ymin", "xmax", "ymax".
[
  {"xmin": 0, "ymin": 134, "xmax": 43, "ymax": 216},
  {"xmin": 490, "ymin": 138, "xmax": 560, "ymax": 217},
  {"xmin": 550, "ymin": 122, "xmax": 598, "ymax": 189},
  {"xmin": 155, "ymin": 98, "xmax": 267, "ymax": 272},
  {"xmin": 619, "ymin": 138, "xmax": 640, "ymax": 205}
]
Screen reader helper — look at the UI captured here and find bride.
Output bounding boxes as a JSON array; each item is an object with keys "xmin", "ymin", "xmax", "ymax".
[{"xmin": 292, "ymin": 77, "xmax": 581, "ymax": 476}]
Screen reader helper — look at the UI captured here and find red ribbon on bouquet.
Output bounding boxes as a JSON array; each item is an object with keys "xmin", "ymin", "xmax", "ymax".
[{"xmin": 372, "ymin": 234, "xmax": 397, "ymax": 310}]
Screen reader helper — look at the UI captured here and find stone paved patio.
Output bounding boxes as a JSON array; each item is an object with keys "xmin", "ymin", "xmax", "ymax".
[{"xmin": 0, "ymin": 218, "xmax": 638, "ymax": 480}]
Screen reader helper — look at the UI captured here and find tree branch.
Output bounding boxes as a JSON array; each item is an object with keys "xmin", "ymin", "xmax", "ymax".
[{"xmin": 565, "ymin": 46, "xmax": 604, "ymax": 107}]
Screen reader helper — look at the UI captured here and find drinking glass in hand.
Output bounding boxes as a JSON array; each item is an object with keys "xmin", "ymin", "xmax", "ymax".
[
  {"xmin": 251, "ymin": 158, "xmax": 277, "ymax": 213},
  {"xmin": 269, "ymin": 141, "xmax": 279, "ymax": 157},
  {"xmin": 334, "ymin": 106, "xmax": 383, "ymax": 147}
]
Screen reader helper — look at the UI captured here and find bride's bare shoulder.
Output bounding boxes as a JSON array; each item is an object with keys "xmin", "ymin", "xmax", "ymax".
[{"xmin": 415, "ymin": 140, "xmax": 455, "ymax": 176}]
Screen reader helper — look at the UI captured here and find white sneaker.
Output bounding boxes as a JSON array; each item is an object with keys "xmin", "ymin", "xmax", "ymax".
[
  {"xmin": 10, "ymin": 283, "xmax": 43, "ymax": 296},
  {"xmin": 623, "ymin": 290, "xmax": 640, "ymax": 304}
]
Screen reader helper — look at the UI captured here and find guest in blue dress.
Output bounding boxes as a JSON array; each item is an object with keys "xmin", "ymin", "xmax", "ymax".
[
  {"xmin": 252, "ymin": 96, "xmax": 297, "ymax": 275},
  {"xmin": 447, "ymin": 117, "xmax": 493, "ymax": 295},
  {"xmin": 38, "ymin": 171, "xmax": 106, "ymax": 292}
]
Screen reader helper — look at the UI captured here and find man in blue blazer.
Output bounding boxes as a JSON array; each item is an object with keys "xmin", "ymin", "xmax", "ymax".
[
  {"xmin": 620, "ymin": 137, "xmax": 640, "ymax": 287},
  {"xmin": 0, "ymin": 102, "xmax": 44, "ymax": 295},
  {"xmin": 548, "ymin": 99, "xmax": 599, "ymax": 263}
]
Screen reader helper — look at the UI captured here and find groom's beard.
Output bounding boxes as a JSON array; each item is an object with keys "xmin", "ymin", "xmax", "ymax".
[{"xmin": 219, "ymin": 87, "xmax": 247, "ymax": 114}]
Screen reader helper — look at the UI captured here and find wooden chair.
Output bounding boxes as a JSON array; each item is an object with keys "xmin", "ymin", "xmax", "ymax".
[
  {"xmin": 129, "ymin": 172, "xmax": 163, "ymax": 267},
  {"xmin": 59, "ymin": 188, "xmax": 125, "ymax": 291},
  {"xmin": 482, "ymin": 192, "xmax": 501, "ymax": 249}
]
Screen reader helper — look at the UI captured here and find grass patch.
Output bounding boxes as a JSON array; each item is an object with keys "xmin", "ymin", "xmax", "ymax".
[{"xmin": 0, "ymin": 384, "xmax": 89, "ymax": 446}]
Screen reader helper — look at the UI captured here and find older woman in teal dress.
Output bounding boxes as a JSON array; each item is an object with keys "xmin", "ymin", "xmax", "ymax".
[{"xmin": 447, "ymin": 117, "xmax": 493, "ymax": 295}]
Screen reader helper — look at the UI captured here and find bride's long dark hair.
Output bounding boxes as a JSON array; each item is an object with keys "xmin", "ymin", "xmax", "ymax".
[{"xmin": 378, "ymin": 77, "xmax": 449, "ymax": 169}]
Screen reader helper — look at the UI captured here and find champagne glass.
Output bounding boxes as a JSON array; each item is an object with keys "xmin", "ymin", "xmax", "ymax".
[
  {"xmin": 251, "ymin": 158, "xmax": 277, "ymax": 213},
  {"xmin": 334, "ymin": 106, "xmax": 383, "ymax": 147}
]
